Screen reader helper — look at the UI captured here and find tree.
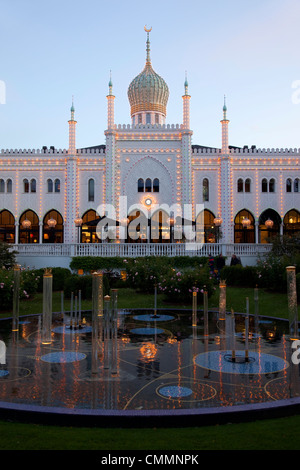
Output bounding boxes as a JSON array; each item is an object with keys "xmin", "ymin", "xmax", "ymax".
[{"xmin": 0, "ymin": 242, "xmax": 17, "ymax": 268}]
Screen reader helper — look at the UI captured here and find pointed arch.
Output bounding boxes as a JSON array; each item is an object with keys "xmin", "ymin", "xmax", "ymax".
[
  {"xmin": 43, "ymin": 209, "xmax": 64, "ymax": 243},
  {"xmin": 0, "ymin": 209, "xmax": 15, "ymax": 243},
  {"xmin": 19, "ymin": 210, "xmax": 39, "ymax": 244},
  {"xmin": 259, "ymin": 208, "xmax": 281, "ymax": 243},
  {"xmin": 234, "ymin": 209, "xmax": 255, "ymax": 243}
]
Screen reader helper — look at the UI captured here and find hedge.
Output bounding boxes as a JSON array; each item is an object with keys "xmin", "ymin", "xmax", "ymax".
[{"xmin": 69, "ymin": 255, "xmax": 209, "ymax": 272}]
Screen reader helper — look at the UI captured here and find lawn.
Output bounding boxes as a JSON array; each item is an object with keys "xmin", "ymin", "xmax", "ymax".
[
  {"xmin": 0, "ymin": 285, "xmax": 297, "ymax": 451},
  {"xmin": 0, "ymin": 285, "xmax": 290, "ymax": 320}
]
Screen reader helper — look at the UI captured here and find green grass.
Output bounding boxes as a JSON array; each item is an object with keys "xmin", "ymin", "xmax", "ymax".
[
  {"xmin": 0, "ymin": 285, "xmax": 290, "ymax": 320},
  {"xmin": 1, "ymin": 415, "xmax": 300, "ymax": 450},
  {"xmin": 0, "ymin": 285, "xmax": 297, "ymax": 450}
]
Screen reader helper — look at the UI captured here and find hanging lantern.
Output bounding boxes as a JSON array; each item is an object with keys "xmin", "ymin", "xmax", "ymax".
[
  {"xmin": 47, "ymin": 218, "xmax": 57, "ymax": 228},
  {"xmin": 265, "ymin": 218, "xmax": 274, "ymax": 229},
  {"xmin": 214, "ymin": 215, "xmax": 223, "ymax": 227},
  {"xmin": 21, "ymin": 218, "xmax": 31, "ymax": 229},
  {"xmin": 242, "ymin": 217, "xmax": 251, "ymax": 228}
]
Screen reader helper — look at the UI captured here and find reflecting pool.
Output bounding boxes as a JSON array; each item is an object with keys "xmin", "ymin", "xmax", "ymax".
[{"xmin": 0, "ymin": 309, "xmax": 299, "ymax": 413}]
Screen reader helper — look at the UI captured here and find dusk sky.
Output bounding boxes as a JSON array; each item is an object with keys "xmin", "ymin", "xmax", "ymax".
[{"xmin": 1, "ymin": 0, "xmax": 300, "ymax": 151}]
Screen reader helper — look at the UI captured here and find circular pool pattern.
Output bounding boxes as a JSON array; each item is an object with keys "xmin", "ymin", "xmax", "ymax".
[
  {"xmin": 194, "ymin": 350, "xmax": 290, "ymax": 375},
  {"xmin": 0, "ymin": 308, "xmax": 299, "ymax": 427},
  {"xmin": 158, "ymin": 385, "xmax": 193, "ymax": 398},
  {"xmin": 40, "ymin": 352, "xmax": 87, "ymax": 363}
]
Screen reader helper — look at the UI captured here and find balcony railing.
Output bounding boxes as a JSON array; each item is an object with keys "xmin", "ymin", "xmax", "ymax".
[{"xmin": 11, "ymin": 243, "xmax": 273, "ymax": 258}]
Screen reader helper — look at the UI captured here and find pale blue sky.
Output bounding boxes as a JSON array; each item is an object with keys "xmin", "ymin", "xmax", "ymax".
[{"xmin": 1, "ymin": 0, "xmax": 300, "ymax": 150}]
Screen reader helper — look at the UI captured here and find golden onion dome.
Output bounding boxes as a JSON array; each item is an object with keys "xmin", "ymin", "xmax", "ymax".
[{"xmin": 128, "ymin": 27, "xmax": 169, "ymax": 117}]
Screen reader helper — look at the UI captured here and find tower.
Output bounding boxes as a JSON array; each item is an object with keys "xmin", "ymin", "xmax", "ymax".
[
  {"xmin": 65, "ymin": 99, "xmax": 78, "ymax": 243},
  {"xmin": 221, "ymin": 95, "xmax": 229, "ymax": 155},
  {"xmin": 219, "ymin": 97, "xmax": 233, "ymax": 243},
  {"xmin": 181, "ymin": 75, "xmax": 193, "ymax": 208},
  {"xmin": 182, "ymin": 72, "xmax": 191, "ymax": 129},
  {"xmin": 107, "ymin": 71, "xmax": 115, "ymax": 129}
]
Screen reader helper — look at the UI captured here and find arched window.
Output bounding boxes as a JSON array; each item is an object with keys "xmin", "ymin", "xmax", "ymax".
[
  {"xmin": 286, "ymin": 178, "xmax": 292, "ymax": 193},
  {"xmin": 47, "ymin": 179, "xmax": 53, "ymax": 193},
  {"xmin": 146, "ymin": 113, "xmax": 151, "ymax": 124},
  {"xmin": 269, "ymin": 178, "xmax": 275, "ymax": 193},
  {"xmin": 245, "ymin": 178, "xmax": 251, "ymax": 193},
  {"xmin": 6, "ymin": 179, "xmax": 12, "ymax": 193},
  {"xmin": 145, "ymin": 178, "xmax": 152, "ymax": 192},
  {"xmin": 138, "ymin": 178, "xmax": 144, "ymax": 192},
  {"xmin": 80, "ymin": 209, "xmax": 101, "ymax": 244},
  {"xmin": 88, "ymin": 178, "xmax": 94, "ymax": 202},
  {"xmin": 0, "ymin": 179, "xmax": 5, "ymax": 193},
  {"xmin": 54, "ymin": 179, "xmax": 60, "ymax": 193},
  {"xmin": 0, "ymin": 210, "xmax": 15, "ymax": 243},
  {"xmin": 262, "ymin": 178, "xmax": 268, "ymax": 192},
  {"xmin": 203, "ymin": 178, "xmax": 209, "ymax": 201},
  {"xmin": 43, "ymin": 210, "xmax": 64, "ymax": 243},
  {"xmin": 234, "ymin": 209, "xmax": 255, "ymax": 243},
  {"xmin": 294, "ymin": 178, "xmax": 299, "ymax": 193},
  {"xmin": 153, "ymin": 178, "xmax": 159, "ymax": 193},
  {"xmin": 19, "ymin": 210, "xmax": 39, "ymax": 244},
  {"xmin": 283, "ymin": 209, "xmax": 300, "ymax": 236},
  {"xmin": 24, "ymin": 179, "xmax": 29, "ymax": 193},
  {"xmin": 30, "ymin": 179, "xmax": 36, "ymax": 193},
  {"xmin": 237, "ymin": 178, "xmax": 243, "ymax": 193},
  {"xmin": 259, "ymin": 209, "xmax": 281, "ymax": 243}
]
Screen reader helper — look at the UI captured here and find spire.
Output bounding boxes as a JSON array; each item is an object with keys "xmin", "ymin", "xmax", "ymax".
[
  {"xmin": 184, "ymin": 71, "xmax": 189, "ymax": 96},
  {"xmin": 223, "ymin": 95, "xmax": 227, "ymax": 120},
  {"xmin": 144, "ymin": 25, "xmax": 152, "ymax": 65},
  {"xmin": 221, "ymin": 95, "xmax": 229, "ymax": 155},
  {"xmin": 68, "ymin": 96, "xmax": 77, "ymax": 155},
  {"xmin": 108, "ymin": 70, "xmax": 113, "ymax": 96},
  {"xmin": 107, "ymin": 70, "xmax": 115, "ymax": 129},
  {"xmin": 70, "ymin": 96, "xmax": 75, "ymax": 121}
]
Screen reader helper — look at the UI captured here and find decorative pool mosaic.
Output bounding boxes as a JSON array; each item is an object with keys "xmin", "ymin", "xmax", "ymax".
[{"xmin": 0, "ymin": 309, "xmax": 299, "ymax": 412}]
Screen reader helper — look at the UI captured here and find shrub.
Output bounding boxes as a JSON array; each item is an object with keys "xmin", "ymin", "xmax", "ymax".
[
  {"xmin": 220, "ymin": 265, "xmax": 259, "ymax": 288},
  {"xmin": 124, "ymin": 257, "xmax": 171, "ymax": 293},
  {"xmin": 0, "ymin": 267, "xmax": 40, "ymax": 310},
  {"xmin": 158, "ymin": 266, "xmax": 214, "ymax": 304},
  {"xmin": 63, "ymin": 274, "xmax": 110, "ymax": 299}
]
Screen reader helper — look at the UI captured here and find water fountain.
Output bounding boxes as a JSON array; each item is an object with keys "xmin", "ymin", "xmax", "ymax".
[
  {"xmin": 0, "ymin": 269, "xmax": 298, "ymax": 427},
  {"xmin": 12, "ymin": 264, "xmax": 20, "ymax": 332},
  {"xmin": 286, "ymin": 266, "xmax": 298, "ymax": 340}
]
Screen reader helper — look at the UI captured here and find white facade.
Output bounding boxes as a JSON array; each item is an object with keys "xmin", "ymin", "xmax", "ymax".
[{"xmin": 0, "ymin": 29, "xmax": 299, "ymax": 257}]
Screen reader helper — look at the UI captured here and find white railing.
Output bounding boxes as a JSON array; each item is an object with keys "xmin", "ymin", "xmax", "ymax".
[{"xmin": 12, "ymin": 243, "xmax": 272, "ymax": 258}]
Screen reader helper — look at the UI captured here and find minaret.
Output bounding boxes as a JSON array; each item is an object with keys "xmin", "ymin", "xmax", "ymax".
[
  {"xmin": 65, "ymin": 98, "xmax": 78, "ymax": 243},
  {"xmin": 105, "ymin": 72, "xmax": 116, "ymax": 212},
  {"xmin": 107, "ymin": 71, "xmax": 115, "ymax": 129},
  {"xmin": 181, "ymin": 73, "xmax": 193, "ymax": 208},
  {"xmin": 182, "ymin": 72, "xmax": 191, "ymax": 129},
  {"xmin": 219, "ymin": 96, "xmax": 233, "ymax": 244},
  {"xmin": 221, "ymin": 95, "xmax": 229, "ymax": 155},
  {"xmin": 68, "ymin": 97, "xmax": 77, "ymax": 155}
]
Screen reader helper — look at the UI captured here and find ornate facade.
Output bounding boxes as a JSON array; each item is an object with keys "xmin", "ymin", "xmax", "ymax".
[{"xmin": 0, "ymin": 28, "xmax": 299, "ymax": 257}]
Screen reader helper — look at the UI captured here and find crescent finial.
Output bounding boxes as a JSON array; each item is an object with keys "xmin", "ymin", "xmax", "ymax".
[{"xmin": 144, "ymin": 25, "xmax": 152, "ymax": 33}]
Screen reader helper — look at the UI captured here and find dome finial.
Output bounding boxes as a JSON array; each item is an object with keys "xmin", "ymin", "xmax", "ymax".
[{"xmin": 144, "ymin": 25, "xmax": 152, "ymax": 65}]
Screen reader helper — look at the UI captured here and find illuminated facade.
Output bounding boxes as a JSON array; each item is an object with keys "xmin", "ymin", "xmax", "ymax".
[{"xmin": 0, "ymin": 28, "xmax": 299, "ymax": 256}]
